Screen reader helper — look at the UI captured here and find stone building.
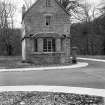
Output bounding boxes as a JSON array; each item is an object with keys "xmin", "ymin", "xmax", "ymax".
[{"xmin": 21, "ymin": 0, "xmax": 71, "ymax": 64}]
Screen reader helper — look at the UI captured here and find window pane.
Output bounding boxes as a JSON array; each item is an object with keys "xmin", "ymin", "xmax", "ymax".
[
  {"xmin": 43, "ymin": 38, "xmax": 55, "ymax": 52},
  {"xmin": 48, "ymin": 41, "xmax": 51, "ymax": 46},
  {"xmin": 48, "ymin": 46, "xmax": 51, "ymax": 49},
  {"xmin": 48, "ymin": 49, "xmax": 51, "ymax": 52},
  {"xmin": 52, "ymin": 39, "xmax": 56, "ymax": 52},
  {"xmin": 46, "ymin": 16, "xmax": 51, "ymax": 26},
  {"xmin": 34, "ymin": 39, "xmax": 37, "ymax": 52},
  {"xmin": 43, "ymin": 39, "xmax": 47, "ymax": 52}
]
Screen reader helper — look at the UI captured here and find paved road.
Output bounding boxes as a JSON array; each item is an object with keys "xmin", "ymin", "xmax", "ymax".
[{"xmin": 0, "ymin": 59, "xmax": 105, "ymax": 89}]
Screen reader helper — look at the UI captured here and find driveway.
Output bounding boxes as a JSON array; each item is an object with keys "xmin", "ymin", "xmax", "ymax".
[{"xmin": 0, "ymin": 57, "xmax": 105, "ymax": 89}]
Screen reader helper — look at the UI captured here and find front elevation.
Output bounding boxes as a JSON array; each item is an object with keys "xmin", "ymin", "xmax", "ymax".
[{"xmin": 21, "ymin": 0, "xmax": 71, "ymax": 64}]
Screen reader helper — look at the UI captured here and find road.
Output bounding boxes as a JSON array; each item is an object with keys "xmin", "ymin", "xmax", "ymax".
[{"xmin": 0, "ymin": 59, "xmax": 105, "ymax": 89}]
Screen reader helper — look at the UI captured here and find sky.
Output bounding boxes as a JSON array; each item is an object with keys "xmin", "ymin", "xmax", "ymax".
[
  {"xmin": 1, "ymin": 0, "xmax": 102, "ymax": 28},
  {"xmin": 86, "ymin": 0, "xmax": 101, "ymax": 5}
]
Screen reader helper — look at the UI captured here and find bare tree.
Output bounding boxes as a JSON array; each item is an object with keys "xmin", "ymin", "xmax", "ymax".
[
  {"xmin": 0, "ymin": 0, "xmax": 16, "ymax": 28},
  {"xmin": 58, "ymin": 0, "xmax": 85, "ymax": 22},
  {"xmin": 58, "ymin": 0, "xmax": 100, "ymax": 55},
  {"xmin": 74, "ymin": 0, "xmax": 101, "ymax": 55},
  {"xmin": 0, "ymin": 0, "xmax": 16, "ymax": 55},
  {"xmin": 23, "ymin": 0, "xmax": 34, "ymax": 10},
  {"xmin": 8, "ymin": 3, "xmax": 16, "ymax": 29},
  {"xmin": 97, "ymin": 0, "xmax": 105, "ymax": 14}
]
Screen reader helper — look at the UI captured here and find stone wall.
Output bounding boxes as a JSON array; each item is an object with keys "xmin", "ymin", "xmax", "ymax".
[
  {"xmin": 24, "ymin": 37, "xmax": 71, "ymax": 64},
  {"xmin": 23, "ymin": 0, "xmax": 70, "ymax": 36},
  {"xmin": 27, "ymin": 52, "xmax": 65, "ymax": 65},
  {"xmin": 22, "ymin": 0, "xmax": 71, "ymax": 64}
]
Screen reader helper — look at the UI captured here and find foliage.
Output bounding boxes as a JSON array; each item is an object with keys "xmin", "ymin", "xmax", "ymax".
[
  {"xmin": 0, "ymin": 28, "xmax": 21, "ymax": 56},
  {"xmin": 0, "ymin": 91, "xmax": 103, "ymax": 105},
  {"xmin": 71, "ymin": 14, "xmax": 105, "ymax": 55},
  {"xmin": 0, "ymin": 0, "xmax": 20, "ymax": 56}
]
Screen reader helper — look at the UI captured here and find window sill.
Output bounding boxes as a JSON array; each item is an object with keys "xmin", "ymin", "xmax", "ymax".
[{"xmin": 31, "ymin": 52, "xmax": 65, "ymax": 55}]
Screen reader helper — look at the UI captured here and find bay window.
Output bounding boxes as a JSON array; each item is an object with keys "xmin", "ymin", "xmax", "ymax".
[{"xmin": 43, "ymin": 38, "xmax": 55, "ymax": 52}]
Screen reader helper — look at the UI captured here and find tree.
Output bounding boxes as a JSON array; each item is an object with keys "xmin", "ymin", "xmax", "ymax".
[
  {"xmin": 74, "ymin": 0, "xmax": 101, "ymax": 55},
  {"xmin": 97, "ymin": 0, "xmax": 105, "ymax": 15},
  {"xmin": 58, "ymin": 0, "xmax": 85, "ymax": 22},
  {"xmin": 23, "ymin": 0, "xmax": 34, "ymax": 10},
  {"xmin": 0, "ymin": 0, "xmax": 17, "ymax": 55}
]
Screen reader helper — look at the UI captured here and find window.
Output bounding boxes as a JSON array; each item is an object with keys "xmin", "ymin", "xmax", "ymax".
[
  {"xmin": 34, "ymin": 39, "xmax": 37, "ymax": 52},
  {"xmin": 43, "ymin": 39, "xmax": 56, "ymax": 52},
  {"xmin": 46, "ymin": 16, "xmax": 51, "ymax": 26},
  {"xmin": 46, "ymin": 0, "xmax": 51, "ymax": 7}
]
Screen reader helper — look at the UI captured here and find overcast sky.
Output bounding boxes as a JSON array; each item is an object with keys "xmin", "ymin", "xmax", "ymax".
[{"xmin": 2, "ymin": 0, "xmax": 102, "ymax": 28}]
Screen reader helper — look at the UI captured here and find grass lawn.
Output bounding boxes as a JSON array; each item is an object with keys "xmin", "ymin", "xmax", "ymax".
[
  {"xmin": 0, "ymin": 55, "xmax": 105, "ymax": 69},
  {"xmin": 0, "ymin": 56, "xmax": 73, "ymax": 69},
  {"xmin": 0, "ymin": 56, "xmax": 43, "ymax": 69}
]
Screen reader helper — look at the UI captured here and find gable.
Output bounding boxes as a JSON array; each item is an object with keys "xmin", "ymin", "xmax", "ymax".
[{"xmin": 23, "ymin": 0, "xmax": 70, "ymax": 20}]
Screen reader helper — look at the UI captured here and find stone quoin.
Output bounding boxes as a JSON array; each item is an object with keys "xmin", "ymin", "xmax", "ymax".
[{"xmin": 21, "ymin": 0, "xmax": 71, "ymax": 64}]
